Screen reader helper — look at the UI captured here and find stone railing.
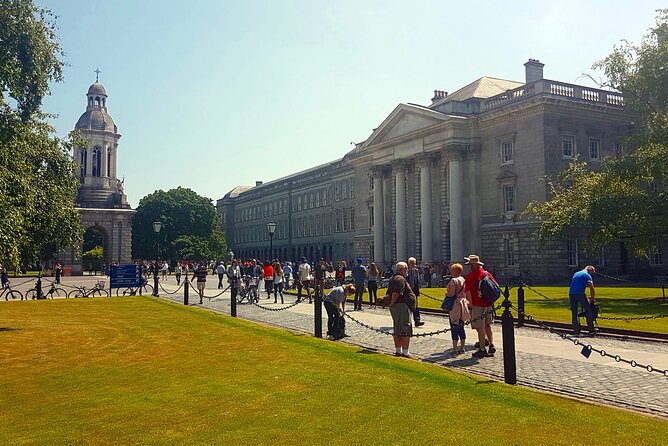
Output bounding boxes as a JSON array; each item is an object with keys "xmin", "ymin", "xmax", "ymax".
[{"xmin": 481, "ymin": 79, "xmax": 624, "ymax": 112}]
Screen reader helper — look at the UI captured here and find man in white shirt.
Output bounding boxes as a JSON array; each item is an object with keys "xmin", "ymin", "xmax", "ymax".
[
  {"xmin": 298, "ymin": 257, "xmax": 313, "ymax": 303},
  {"xmin": 216, "ymin": 261, "xmax": 226, "ymax": 289}
]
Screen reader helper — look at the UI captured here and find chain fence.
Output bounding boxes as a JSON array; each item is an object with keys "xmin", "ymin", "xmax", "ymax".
[
  {"xmin": 592, "ymin": 271, "xmax": 631, "ymax": 283},
  {"xmin": 187, "ymin": 281, "xmax": 230, "ymax": 299},
  {"xmin": 158, "ymin": 281, "xmax": 185, "ymax": 295},
  {"xmin": 251, "ymin": 297, "xmax": 305, "ymax": 312},
  {"xmin": 509, "ymin": 304, "xmax": 668, "ymax": 377}
]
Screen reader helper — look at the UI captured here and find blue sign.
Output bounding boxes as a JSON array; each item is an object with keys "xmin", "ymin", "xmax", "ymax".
[{"xmin": 110, "ymin": 264, "xmax": 141, "ymax": 288}]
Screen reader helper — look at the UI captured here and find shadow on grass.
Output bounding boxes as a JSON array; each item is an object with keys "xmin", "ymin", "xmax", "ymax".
[
  {"xmin": 356, "ymin": 348, "xmax": 379, "ymax": 355},
  {"xmin": 0, "ymin": 327, "xmax": 21, "ymax": 333},
  {"xmin": 528, "ymin": 298, "xmax": 667, "ymax": 317}
]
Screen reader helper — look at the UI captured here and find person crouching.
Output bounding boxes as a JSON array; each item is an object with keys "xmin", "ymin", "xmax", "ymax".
[{"xmin": 324, "ymin": 284, "xmax": 355, "ymax": 340}]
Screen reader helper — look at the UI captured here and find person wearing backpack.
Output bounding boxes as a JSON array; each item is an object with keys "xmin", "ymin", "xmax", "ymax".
[
  {"xmin": 464, "ymin": 254, "xmax": 497, "ymax": 358},
  {"xmin": 446, "ymin": 263, "xmax": 470, "ymax": 355}
]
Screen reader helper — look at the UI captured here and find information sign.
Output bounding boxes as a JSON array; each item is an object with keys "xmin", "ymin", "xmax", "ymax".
[{"xmin": 110, "ymin": 264, "xmax": 141, "ymax": 288}]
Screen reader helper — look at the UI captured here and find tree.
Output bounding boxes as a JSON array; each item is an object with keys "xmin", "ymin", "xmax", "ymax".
[
  {"xmin": 82, "ymin": 246, "xmax": 103, "ymax": 272},
  {"xmin": 526, "ymin": 10, "xmax": 668, "ymax": 256},
  {"xmin": 0, "ymin": 0, "xmax": 82, "ymax": 268},
  {"xmin": 132, "ymin": 187, "xmax": 226, "ymax": 261}
]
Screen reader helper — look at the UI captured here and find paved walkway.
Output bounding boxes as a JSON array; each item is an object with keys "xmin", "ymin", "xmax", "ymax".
[{"xmin": 154, "ymin": 279, "xmax": 668, "ymax": 419}]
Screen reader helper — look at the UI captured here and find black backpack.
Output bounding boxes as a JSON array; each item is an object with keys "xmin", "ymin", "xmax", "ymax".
[{"xmin": 478, "ymin": 272, "xmax": 501, "ymax": 304}]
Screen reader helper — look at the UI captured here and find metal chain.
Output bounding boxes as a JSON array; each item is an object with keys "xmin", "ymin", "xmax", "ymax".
[
  {"xmin": 187, "ymin": 281, "xmax": 230, "ymax": 299},
  {"xmin": 7, "ymin": 277, "xmax": 41, "ymax": 288},
  {"xmin": 251, "ymin": 297, "xmax": 304, "ymax": 312},
  {"xmin": 509, "ymin": 304, "xmax": 668, "ymax": 377},
  {"xmin": 419, "ymin": 291, "xmax": 444, "ymax": 303},
  {"xmin": 158, "ymin": 281, "xmax": 185, "ymax": 295},
  {"xmin": 522, "ymin": 283, "xmax": 571, "ymax": 308},
  {"xmin": 592, "ymin": 271, "xmax": 631, "ymax": 283}
]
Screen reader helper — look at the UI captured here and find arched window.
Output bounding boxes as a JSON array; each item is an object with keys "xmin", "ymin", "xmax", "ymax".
[
  {"xmin": 102, "ymin": 98, "xmax": 106, "ymax": 107},
  {"xmin": 92, "ymin": 147, "xmax": 101, "ymax": 177},
  {"xmin": 88, "ymin": 97, "xmax": 93, "ymax": 106},
  {"xmin": 107, "ymin": 148, "xmax": 112, "ymax": 177},
  {"xmin": 95, "ymin": 97, "xmax": 100, "ymax": 106},
  {"xmin": 79, "ymin": 148, "xmax": 87, "ymax": 178}
]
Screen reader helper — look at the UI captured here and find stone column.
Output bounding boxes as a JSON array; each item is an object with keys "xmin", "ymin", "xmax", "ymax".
[
  {"xmin": 395, "ymin": 162, "xmax": 407, "ymax": 263},
  {"xmin": 448, "ymin": 153, "xmax": 464, "ymax": 262},
  {"xmin": 101, "ymin": 144, "xmax": 108, "ymax": 179},
  {"xmin": 419, "ymin": 156, "xmax": 433, "ymax": 262},
  {"xmin": 372, "ymin": 167, "xmax": 385, "ymax": 264},
  {"xmin": 86, "ymin": 147, "xmax": 93, "ymax": 179}
]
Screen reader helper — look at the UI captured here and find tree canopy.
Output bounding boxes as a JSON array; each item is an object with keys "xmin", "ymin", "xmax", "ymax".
[
  {"xmin": 0, "ymin": 0, "xmax": 81, "ymax": 267},
  {"xmin": 132, "ymin": 187, "xmax": 226, "ymax": 262},
  {"xmin": 526, "ymin": 10, "xmax": 668, "ymax": 255}
]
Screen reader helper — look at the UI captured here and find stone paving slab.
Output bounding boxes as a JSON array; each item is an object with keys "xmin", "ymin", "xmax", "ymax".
[{"xmin": 154, "ymin": 280, "xmax": 668, "ymax": 419}]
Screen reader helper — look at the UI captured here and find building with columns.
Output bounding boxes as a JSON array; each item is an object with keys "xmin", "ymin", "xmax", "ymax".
[
  {"xmin": 218, "ymin": 60, "xmax": 665, "ymax": 282},
  {"xmin": 61, "ymin": 79, "xmax": 134, "ymax": 273}
]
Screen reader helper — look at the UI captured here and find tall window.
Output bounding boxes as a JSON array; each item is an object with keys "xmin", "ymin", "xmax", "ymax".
[
  {"xmin": 106, "ymin": 148, "xmax": 111, "ymax": 176},
  {"xmin": 349, "ymin": 179, "xmax": 355, "ymax": 198},
  {"xmin": 501, "ymin": 141, "xmax": 513, "ymax": 164},
  {"xmin": 504, "ymin": 238, "xmax": 516, "ymax": 266},
  {"xmin": 322, "ymin": 215, "xmax": 327, "ymax": 234},
  {"xmin": 562, "ymin": 135, "xmax": 576, "ymax": 158},
  {"xmin": 92, "ymin": 147, "xmax": 101, "ymax": 177},
  {"xmin": 567, "ymin": 239, "xmax": 578, "ymax": 267},
  {"xmin": 350, "ymin": 208, "xmax": 355, "ymax": 230},
  {"xmin": 335, "ymin": 182, "xmax": 341, "ymax": 201},
  {"xmin": 309, "ymin": 192, "xmax": 314, "ymax": 209},
  {"xmin": 342, "ymin": 209, "xmax": 349, "ymax": 231},
  {"xmin": 315, "ymin": 190, "xmax": 321, "ymax": 207},
  {"xmin": 79, "ymin": 149, "xmax": 87, "ymax": 178},
  {"xmin": 369, "ymin": 206, "xmax": 374, "ymax": 227},
  {"xmin": 342, "ymin": 181, "xmax": 348, "ymax": 199},
  {"xmin": 502, "ymin": 185, "xmax": 515, "ymax": 213},
  {"xmin": 589, "ymin": 138, "xmax": 600, "ymax": 160},
  {"xmin": 309, "ymin": 216, "xmax": 314, "ymax": 236},
  {"xmin": 370, "ymin": 176, "xmax": 375, "ymax": 191},
  {"xmin": 649, "ymin": 240, "xmax": 662, "ymax": 265},
  {"xmin": 335, "ymin": 210, "xmax": 341, "ymax": 232},
  {"xmin": 297, "ymin": 196, "xmax": 302, "ymax": 211},
  {"xmin": 315, "ymin": 215, "xmax": 321, "ymax": 235}
]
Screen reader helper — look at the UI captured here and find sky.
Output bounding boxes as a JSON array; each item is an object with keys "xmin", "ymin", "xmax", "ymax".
[{"xmin": 37, "ymin": 0, "xmax": 665, "ymax": 208}]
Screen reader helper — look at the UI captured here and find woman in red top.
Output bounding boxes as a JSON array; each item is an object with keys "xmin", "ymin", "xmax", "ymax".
[
  {"xmin": 262, "ymin": 260, "xmax": 274, "ymax": 299},
  {"xmin": 335, "ymin": 261, "xmax": 346, "ymax": 286}
]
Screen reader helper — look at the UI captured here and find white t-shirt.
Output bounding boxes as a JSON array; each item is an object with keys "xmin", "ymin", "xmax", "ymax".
[
  {"xmin": 299, "ymin": 263, "xmax": 311, "ymax": 281},
  {"xmin": 216, "ymin": 264, "xmax": 226, "ymax": 274}
]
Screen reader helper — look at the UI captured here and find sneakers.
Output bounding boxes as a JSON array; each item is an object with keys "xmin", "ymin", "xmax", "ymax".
[
  {"xmin": 487, "ymin": 344, "xmax": 496, "ymax": 355},
  {"xmin": 474, "ymin": 340, "xmax": 490, "ymax": 349},
  {"xmin": 415, "ymin": 321, "xmax": 425, "ymax": 327},
  {"xmin": 472, "ymin": 349, "xmax": 489, "ymax": 358}
]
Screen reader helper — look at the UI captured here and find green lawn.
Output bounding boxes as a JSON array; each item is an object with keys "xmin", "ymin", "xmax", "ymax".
[
  {"xmin": 410, "ymin": 286, "xmax": 668, "ymax": 334},
  {"xmin": 0, "ymin": 297, "xmax": 665, "ymax": 445}
]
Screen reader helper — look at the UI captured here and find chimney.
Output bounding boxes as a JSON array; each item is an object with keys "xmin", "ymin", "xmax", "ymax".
[
  {"xmin": 524, "ymin": 59, "xmax": 544, "ymax": 84},
  {"xmin": 431, "ymin": 90, "xmax": 448, "ymax": 104},
  {"xmin": 255, "ymin": 181, "xmax": 263, "ymax": 187}
]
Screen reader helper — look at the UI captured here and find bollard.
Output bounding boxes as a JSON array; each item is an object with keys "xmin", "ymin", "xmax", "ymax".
[
  {"xmin": 153, "ymin": 271, "xmax": 159, "ymax": 297},
  {"xmin": 314, "ymin": 288, "xmax": 323, "ymax": 338},
  {"xmin": 517, "ymin": 283, "xmax": 525, "ymax": 328},
  {"xmin": 231, "ymin": 282, "xmax": 237, "ymax": 318},
  {"xmin": 183, "ymin": 269, "xmax": 189, "ymax": 305},
  {"xmin": 36, "ymin": 273, "xmax": 43, "ymax": 299},
  {"xmin": 502, "ymin": 284, "xmax": 517, "ymax": 385}
]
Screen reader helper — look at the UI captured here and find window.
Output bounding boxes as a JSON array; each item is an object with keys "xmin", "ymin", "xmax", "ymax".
[
  {"xmin": 342, "ymin": 209, "xmax": 348, "ymax": 232},
  {"xmin": 562, "ymin": 135, "xmax": 576, "ymax": 158},
  {"xmin": 567, "ymin": 239, "xmax": 578, "ymax": 267},
  {"xmin": 297, "ymin": 196, "xmax": 302, "ymax": 211},
  {"xmin": 269, "ymin": 202, "xmax": 274, "ymax": 216},
  {"xmin": 335, "ymin": 210, "xmax": 341, "ymax": 232},
  {"xmin": 349, "ymin": 179, "xmax": 355, "ymax": 198},
  {"xmin": 315, "ymin": 215, "xmax": 321, "ymax": 235},
  {"xmin": 309, "ymin": 192, "xmax": 314, "ymax": 209},
  {"xmin": 309, "ymin": 216, "xmax": 314, "ymax": 236},
  {"xmin": 79, "ymin": 149, "xmax": 87, "ymax": 178},
  {"xmin": 504, "ymin": 238, "xmax": 516, "ymax": 266},
  {"xmin": 106, "ymin": 148, "xmax": 111, "ymax": 176},
  {"xmin": 342, "ymin": 181, "xmax": 348, "ymax": 199},
  {"xmin": 335, "ymin": 182, "xmax": 341, "ymax": 201},
  {"xmin": 92, "ymin": 147, "xmax": 101, "ymax": 177},
  {"xmin": 615, "ymin": 142, "xmax": 624, "ymax": 157},
  {"xmin": 350, "ymin": 208, "xmax": 355, "ymax": 230},
  {"xmin": 323, "ymin": 189, "xmax": 328, "ymax": 206},
  {"xmin": 369, "ymin": 206, "xmax": 374, "ymax": 227},
  {"xmin": 322, "ymin": 215, "xmax": 327, "ymax": 234},
  {"xmin": 501, "ymin": 141, "xmax": 513, "ymax": 164},
  {"xmin": 370, "ymin": 175, "xmax": 375, "ymax": 191},
  {"xmin": 589, "ymin": 138, "xmax": 600, "ymax": 160},
  {"xmin": 649, "ymin": 241, "xmax": 662, "ymax": 265},
  {"xmin": 594, "ymin": 248, "xmax": 605, "ymax": 266},
  {"xmin": 502, "ymin": 185, "xmax": 515, "ymax": 213},
  {"xmin": 316, "ymin": 190, "xmax": 321, "ymax": 208}
]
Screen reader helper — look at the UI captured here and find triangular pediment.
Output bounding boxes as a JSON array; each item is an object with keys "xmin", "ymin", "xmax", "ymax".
[{"xmin": 361, "ymin": 104, "xmax": 450, "ymax": 148}]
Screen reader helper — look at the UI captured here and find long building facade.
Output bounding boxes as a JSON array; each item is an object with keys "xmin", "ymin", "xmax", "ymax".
[{"xmin": 217, "ymin": 59, "xmax": 666, "ymax": 282}]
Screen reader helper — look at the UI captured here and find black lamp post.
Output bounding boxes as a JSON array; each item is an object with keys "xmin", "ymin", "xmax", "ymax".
[
  {"xmin": 152, "ymin": 221, "xmax": 162, "ymax": 296},
  {"xmin": 267, "ymin": 221, "xmax": 276, "ymax": 260}
]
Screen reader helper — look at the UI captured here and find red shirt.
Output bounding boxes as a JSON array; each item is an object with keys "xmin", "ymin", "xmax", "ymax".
[
  {"xmin": 464, "ymin": 267, "xmax": 495, "ymax": 308},
  {"xmin": 263, "ymin": 265, "xmax": 274, "ymax": 279}
]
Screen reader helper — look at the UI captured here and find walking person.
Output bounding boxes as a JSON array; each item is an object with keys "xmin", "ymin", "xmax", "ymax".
[
  {"xmin": 273, "ymin": 261, "xmax": 285, "ymax": 303},
  {"xmin": 216, "ymin": 261, "xmax": 226, "ymax": 289},
  {"xmin": 387, "ymin": 262, "xmax": 416, "ymax": 357},
  {"xmin": 262, "ymin": 260, "xmax": 274, "ymax": 299},
  {"xmin": 54, "ymin": 262, "xmax": 63, "ymax": 284},
  {"xmin": 227, "ymin": 259, "xmax": 242, "ymax": 303},
  {"xmin": 335, "ymin": 261, "xmax": 346, "ymax": 286},
  {"xmin": 324, "ymin": 284, "xmax": 355, "ymax": 340},
  {"xmin": 446, "ymin": 263, "xmax": 470, "ymax": 355},
  {"xmin": 190, "ymin": 262, "xmax": 208, "ymax": 304},
  {"xmin": 351, "ymin": 258, "xmax": 367, "ymax": 311},
  {"xmin": 175, "ymin": 262, "xmax": 182, "ymax": 285},
  {"xmin": 464, "ymin": 254, "xmax": 496, "ymax": 358},
  {"xmin": 367, "ymin": 262, "xmax": 379, "ymax": 306},
  {"xmin": 297, "ymin": 257, "xmax": 313, "ymax": 303},
  {"xmin": 314, "ymin": 258, "xmax": 327, "ymax": 298},
  {"xmin": 283, "ymin": 262, "xmax": 293, "ymax": 290},
  {"xmin": 407, "ymin": 257, "xmax": 424, "ymax": 326},
  {"xmin": 161, "ymin": 262, "xmax": 169, "ymax": 281},
  {"xmin": 569, "ymin": 265, "xmax": 597, "ymax": 336}
]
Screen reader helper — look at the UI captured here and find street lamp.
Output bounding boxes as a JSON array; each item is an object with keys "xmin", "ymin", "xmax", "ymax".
[
  {"xmin": 152, "ymin": 221, "xmax": 162, "ymax": 296},
  {"xmin": 267, "ymin": 221, "xmax": 277, "ymax": 260}
]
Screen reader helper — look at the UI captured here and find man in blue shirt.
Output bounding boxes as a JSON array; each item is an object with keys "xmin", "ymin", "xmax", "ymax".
[
  {"xmin": 568, "ymin": 265, "xmax": 596, "ymax": 335},
  {"xmin": 351, "ymin": 258, "xmax": 367, "ymax": 311}
]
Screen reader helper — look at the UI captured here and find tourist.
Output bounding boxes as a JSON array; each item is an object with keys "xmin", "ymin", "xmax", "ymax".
[
  {"xmin": 190, "ymin": 262, "xmax": 208, "ymax": 304},
  {"xmin": 161, "ymin": 262, "xmax": 169, "ymax": 281},
  {"xmin": 54, "ymin": 262, "xmax": 63, "ymax": 284},
  {"xmin": 273, "ymin": 261, "xmax": 285, "ymax": 303},
  {"xmin": 367, "ymin": 262, "xmax": 379, "ymax": 306},
  {"xmin": 568, "ymin": 265, "xmax": 596, "ymax": 336},
  {"xmin": 0, "ymin": 264, "xmax": 9, "ymax": 288},
  {"xmin": 383, "ymin": 263, "xmax": 393, "ymax": 279},
  {"xmin": 387, "ymin": 261, "xmax": 416, "ymax": 357},
  {"xmin": 407, "ymin": 257, "xmax": 424, "ymax": 326},
  {"xmin": 297, "ymin": 257, "xmax": 312, "ymax": 303},
  {"xmin": 216, "ymin": 261, "xmax": 226, "ymax": 289},
  {"xmin": 227, "ymin": 259, "xmax": 242, "ymax": 303},
  {"xmin": 175, "ymin": 262, "xmax": 182, "ymax": 285},
  {"xmin": 351, "ymin": 258, "xmax": 367, "ymax": 311},
  {"xmin": 324, "ymin": 284, "xmax": 355, "ymax": 340},
  {"xmin": 335, "ymin": 261, "xmax": 346, "ymax": 286},
  {"xmin": 423, "ymin": 263, "xmax": 432, "ymax": 288},
  {"xmin": 446, "ymin": 263, "xmax": 469, "ymax": 355},
  {"xmin": 464, "ymin": 254, "xmax": 496, "ymax": 358},
  {"xmin": 314, "ymin": 258, "xmax": 327, "ymax": 297},
  {"xmin": 262, "ymin": 260, "xmax": 274, "ymax": 299},
  {"xmin": 283, "ymin": 261, "xmax": 293, "ymax": 290}
]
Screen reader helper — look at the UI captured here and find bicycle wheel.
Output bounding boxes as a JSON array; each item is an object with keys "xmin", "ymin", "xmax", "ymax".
[
  {"xmin": 142, "ymin": 284, "xmax": 154, "ymax": 296},
  {"xmin": 50, "ymin": 288, "xmax": 66, "ymax": 299},
  {"xmin": 26, "ymin": 288, "xmax": 38, "ymax": 300},
  {"xmin": 91, "ymin": 289, "xmax": 108, "ymax": 297},
  {"xmin": 5, "ymin": 290, "xmax": 23, "ymax": 300},
  {"xmin": 68, "ymin": 289, "xmax": 83, "ymax": 298}
]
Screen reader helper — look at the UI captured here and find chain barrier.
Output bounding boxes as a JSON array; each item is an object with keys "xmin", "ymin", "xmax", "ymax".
[
  {"xmin": 7, "ymin": 277, "xmax": 42, "ymax": 288},
  {"xmin": 251, "ymin": 296, "xmax": 304, "ymax": 312},
  {"xmin": 592, "ymin": 271, "xmax": 631, "ymax": 283},
  {"xmin": 419, "ymin": 291, "xmax": 445, "ymax": 303},
  {"xmin": 522, "ymin": 283, "xmax": 570, "ymax": 308},
  {"xmin": 344, "ymin": 304, "xmax": 501, "ymax": 338},
  {"xmin": 158, "ymin": 281, "xmax": 185, "ymax": 295},
  {"xmin": 509, "ymin": 304, "xmax": 668, "ymax": 377},
  {"xmin": 187, "ymin": 281, "xmax": 230, "ymax": 299}
]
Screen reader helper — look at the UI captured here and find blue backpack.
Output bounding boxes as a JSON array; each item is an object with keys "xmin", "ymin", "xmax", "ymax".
[{"xmin": 478, "ymin": 272, "xmax": 501, "ymax": 304}]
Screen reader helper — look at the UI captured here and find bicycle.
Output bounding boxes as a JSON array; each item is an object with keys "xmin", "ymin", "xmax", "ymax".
[
  {"xmin": 1, "ymin": 282, "xmax": 24, "ymax": 301},
  {"xmin": 237, "ymin": 276, "xmax": 258, "ymax": 304},
  {"xmin": 116, "ymin": 279, "xmax": 154, "ymax": 297},
  {"xmin": 27, "ymin": 281, "xmax": 66, "ymax": 300},
  {"xmin": 68, "ymin": 280, "xmax": 109, "ymax": 298}
]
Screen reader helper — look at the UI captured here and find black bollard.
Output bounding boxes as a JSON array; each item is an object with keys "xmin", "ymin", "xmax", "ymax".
[
  {"xmin": 183, "ymin": 269, "xmax": 189, "ymax": 305},
  {"xmin": 517, "ymin": 284, "xmax": 525, "ymax": 328},
  {"xmin": 36, "ymin": 273, "xmax": 43, "ymax": 299},
  {"xmin": 502, "ymin": 284, "xmax": 517, "ymax": 385},
  {"xmin": 314, "ymin": 288, "xmax": 323, "ymax": 338},
  {"xmin": 231, "ymin": 282, "xmax": 237, "ymax": 318},
  {"xmin": 153, "ymin": 271, "xmax": 159, "ymax": 297}
]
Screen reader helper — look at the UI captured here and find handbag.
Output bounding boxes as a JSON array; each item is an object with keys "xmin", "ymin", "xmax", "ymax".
[{"xmin": 441, "ymin": 281, "xmax": 462, "ymax": 312}]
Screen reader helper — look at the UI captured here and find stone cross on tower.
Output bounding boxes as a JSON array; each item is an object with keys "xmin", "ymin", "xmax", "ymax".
[{"xmin": 94, "ymin": 68, "xmax": 101, "ymax": 82}]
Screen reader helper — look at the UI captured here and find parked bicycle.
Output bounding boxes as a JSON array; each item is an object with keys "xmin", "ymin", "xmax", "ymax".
[
  {"xmin": 68, "ymin": 280, "xmax": 109, "ymax": 298},
  {"xmin": 27, "ymin": 281, "xmax": 66, "ymax": 300},
  {"xmin": 116, "ymin": 280, "xmax": 153, "ymax": 297},
  {"xmin": 1, "ymin": 282, "xmax": 24, "ymax": 301}
]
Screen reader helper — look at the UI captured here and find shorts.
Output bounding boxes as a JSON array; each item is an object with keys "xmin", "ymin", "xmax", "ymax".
[
  {"xmin": 470, "ymin": 305, "xmax": 494, "ymax": 329},
  {"xmin": 450, "ymin": 322, "xmax": 466, "ymax": 341},
  {"xmin": 197, "ymin": 281, "xmax": 206, "ymax": 291},
  {"xmin": 390, "ymin": 302, "xmax": 413, "ymax": 337}
]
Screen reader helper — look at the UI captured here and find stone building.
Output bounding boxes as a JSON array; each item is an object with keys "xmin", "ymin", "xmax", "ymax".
[
  {"xmin": 61, "ymin": 79, "xmax": 134, "ymax": 273},
  {"xmin": 218, "ymin": 60, "xmax": 665, "ymax": 282}
]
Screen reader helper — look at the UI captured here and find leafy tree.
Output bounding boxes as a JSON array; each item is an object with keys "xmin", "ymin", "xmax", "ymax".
[
  {"xmin": 132, "ymin": 187, "xmax": 226, "ymax": 261},
  {"xmin": 82, "ymin": 246, "xmax": 103, "ymax": 272},
  {"xmin": 0, "ymin": 0, "xmax": 81, "ymax": 267}
]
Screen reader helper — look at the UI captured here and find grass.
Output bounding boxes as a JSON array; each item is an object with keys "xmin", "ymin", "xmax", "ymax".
[
  {"xmin": 0, "ymin": 297, "xmax": 666, "ymax": 445},
  {"xmin": 408, "ymin": 286, "xmax": 668, "ymax": 334}
]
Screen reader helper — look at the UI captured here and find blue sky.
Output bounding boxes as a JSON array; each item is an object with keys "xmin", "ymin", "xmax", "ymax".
[{"xmin": 38, "ymin": 0, "xmax": 664, "ymax": 207}]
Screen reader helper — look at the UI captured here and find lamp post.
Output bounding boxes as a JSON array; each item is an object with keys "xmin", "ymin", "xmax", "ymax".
[
  {"xmin": 152, "ymin": 221, "xmax": 162, "ymax": 296},
  {"xmin": 267, "ymin": 221, "xmax": 276, "ymax": 260}
]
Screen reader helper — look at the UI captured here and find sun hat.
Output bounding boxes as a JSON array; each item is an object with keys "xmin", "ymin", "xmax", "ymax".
[{"xmin": 464, "ymin": 254, "xmax": 484, "ymax": 265}]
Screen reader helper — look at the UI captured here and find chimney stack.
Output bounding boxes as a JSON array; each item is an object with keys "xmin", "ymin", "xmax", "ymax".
[
  {"xmin": 431, "ymin": 90, "xmax": 448, "ymax": 104},
  {"xmin": 255, "ymin": 181, "xmax": 263, "ymax": 187},
  {"xmin": 524, "ymin": 59, "xmax": 544, "ymax": 84}
]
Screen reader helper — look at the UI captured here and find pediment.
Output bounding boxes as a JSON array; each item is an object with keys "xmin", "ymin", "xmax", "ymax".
[{"xmin": 361, "ymin": 104, "xmax": 450, "ymax": 148}]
